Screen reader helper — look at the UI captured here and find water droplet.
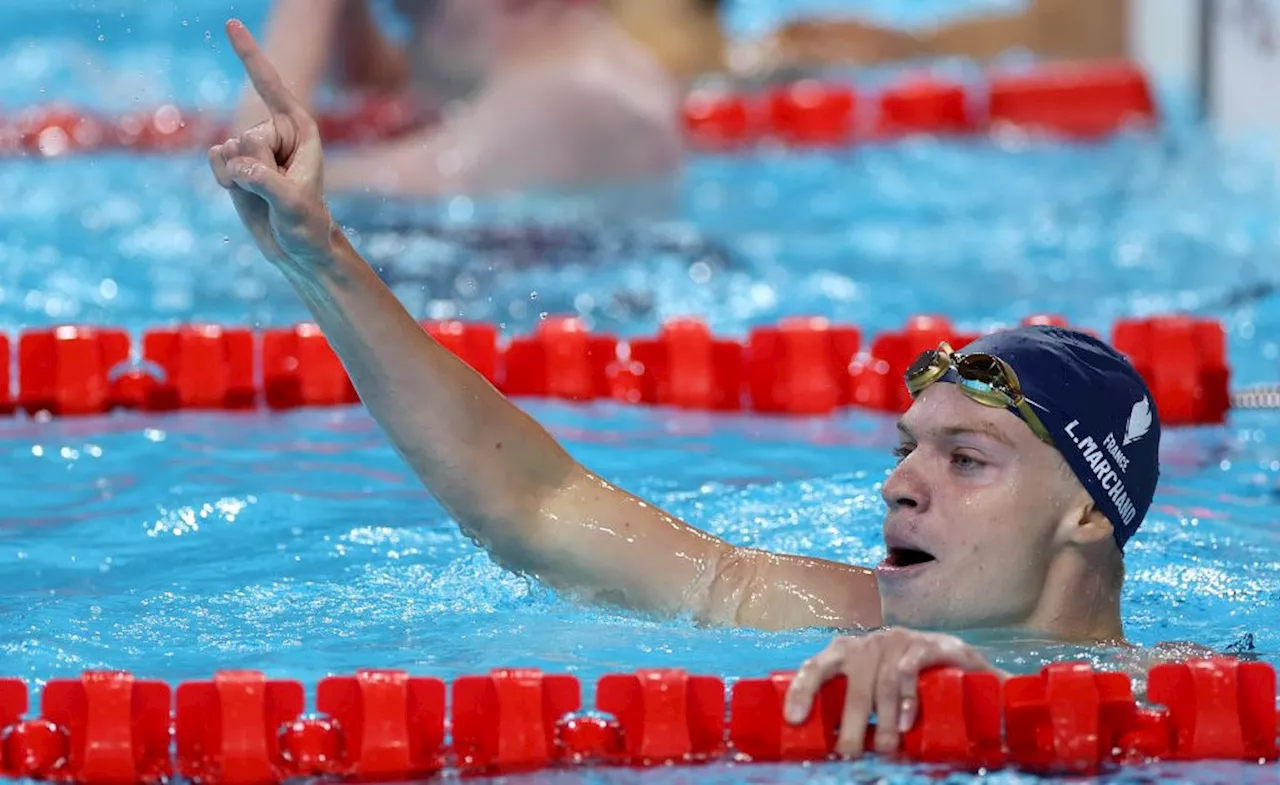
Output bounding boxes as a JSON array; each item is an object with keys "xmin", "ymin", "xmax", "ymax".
[{"xmin": 689, "ymin": 261, "xmax": 712, "ymax": 284}]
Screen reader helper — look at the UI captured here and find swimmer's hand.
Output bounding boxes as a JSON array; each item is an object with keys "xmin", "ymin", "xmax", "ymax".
[
  {"xmin": 783, "ymin": 628, "xmax": 1007, "ymax": 758},
  {"xmin": 210, "ymin": 19, "xmax": 335, "ymax": 275}
]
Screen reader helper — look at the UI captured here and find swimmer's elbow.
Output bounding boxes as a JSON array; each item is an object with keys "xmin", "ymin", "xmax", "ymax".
[
  {"xmin": 701, "ymin": 549, "xmax": 882, "ymax": 632},
  {"xmin": 699, "ymin": 547, "xmax": 770, "ymax": 629}
]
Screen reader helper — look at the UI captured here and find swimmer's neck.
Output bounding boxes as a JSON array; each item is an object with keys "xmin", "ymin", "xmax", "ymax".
[{"xmin": 1020, "ymin": 547, "xmax": 1126, "ymax": 645}]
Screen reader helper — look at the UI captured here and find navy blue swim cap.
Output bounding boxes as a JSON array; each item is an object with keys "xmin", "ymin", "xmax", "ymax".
[{"xmin": 931, "ymin": 325, "xmax": 1161, "ymax": 551}]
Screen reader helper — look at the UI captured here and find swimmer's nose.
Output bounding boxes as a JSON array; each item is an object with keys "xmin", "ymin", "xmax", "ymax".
[{"xmin": 882, "ymin": 461, "xmax": 927, "ymax": 512}]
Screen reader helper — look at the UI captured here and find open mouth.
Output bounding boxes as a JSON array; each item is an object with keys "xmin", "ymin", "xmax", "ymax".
[{"xmin": 884, "ymin": 547, "xmax": 936, "ymax": 569}]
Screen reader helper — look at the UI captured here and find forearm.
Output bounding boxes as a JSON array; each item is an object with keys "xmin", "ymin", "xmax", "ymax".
[
  {"xmin": 915, "ymin": 0, "xmax": 1127, "ymax": 62},
  {"xmin": 283, "ymin": 229, "xmax": 579, "ymax": 558},
  {"xmin": 336, "ymin": 0, "xmax": 410, "ymax": 92},
  {"xmin": 912, "ymin": 14, "xmax": 1034, "ymax": 61}
]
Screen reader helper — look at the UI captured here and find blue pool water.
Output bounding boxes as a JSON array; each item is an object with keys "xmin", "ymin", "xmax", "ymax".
[{"xmin": 2, "ymin": 1, "xmax": 1280, "ymax": 783}]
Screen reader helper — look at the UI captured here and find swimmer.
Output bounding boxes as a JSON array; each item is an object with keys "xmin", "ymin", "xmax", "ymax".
[
  {"xmin": 234, "ymin": 0, "xmax": 682, "ymax": 197},
  {"xmin": 213, "ymin": 19, "xmax": 1192, "ymax": 758}
]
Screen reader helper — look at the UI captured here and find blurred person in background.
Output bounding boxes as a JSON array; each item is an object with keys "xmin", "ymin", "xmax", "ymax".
[
  {"xmin": 234, "ymin": 0, "xmax": 683, "ymax": 198},
  {"xmin": 234, "ymin": 0, "xmax": 1126, "ymax": 201}
]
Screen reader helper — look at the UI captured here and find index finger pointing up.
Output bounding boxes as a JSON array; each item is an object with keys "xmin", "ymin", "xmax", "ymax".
[{"xmin": 225, "ymin": 19, "xmax": 303, "ymax": 120}]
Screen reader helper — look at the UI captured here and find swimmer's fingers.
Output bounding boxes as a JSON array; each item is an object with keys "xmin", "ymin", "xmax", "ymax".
[
  {"xmin": 225, "ymin": 19, "xmax": 306, "ymax": 121},
  {"xmin": 241, "ymin": 123, "xmax": 282, "ymax": 167},
  {"xmin": 865, "ymin": 628, "xmax": 931, "ymax": 755},
  {"xmin": 835, "ymin": 640, "xmax": 879, "ymax": 758},
  {"xmin": 785, "ymin": 637, "xmax": 875, "ymax": 758},
  {"xmin": 226, "ymin": 156, "xmax": 298, "ymax": 216},
  {"xmin": 224, "ymin": 18, "xmax": 322, "ymax": 183},
  {"xmin": 883, "ymin": 641, "xmax": 932, "ymax": 742},
  {"xmin": 893, "ymin": 637, "xmax": 1000, "ymax": 733},
  {"xmin": 872, "ymin": 638, "xmax": 911, "ymax": 754},
  {"xmin": 208, "ymin": 144, "xmax": 234, "ymax": 190},
  {"xmin": 209, "ymin": 137, "xmax": 253, "ymax": 190},
  {"xmin": 784, "ymin": 638, "xmax": 846, "ymax": 726}
]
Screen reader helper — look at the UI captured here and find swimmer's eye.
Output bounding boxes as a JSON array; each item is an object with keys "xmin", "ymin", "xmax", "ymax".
[
  {"xmin": 951, "ymin": 452, "xmax": 985, "ymax": 471},
  {"xmin": 892, "ymin": 445, "xmax": 913, "ymax": 462}
]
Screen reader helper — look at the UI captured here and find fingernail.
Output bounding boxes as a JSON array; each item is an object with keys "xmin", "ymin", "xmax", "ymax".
[{"xmin": 898, "ymin": 699, "xmax": 914, "ymax": 733}]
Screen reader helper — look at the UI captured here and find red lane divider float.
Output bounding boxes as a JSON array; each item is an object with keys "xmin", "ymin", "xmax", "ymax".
[
  {"xmin": 988, "ymin": 59, "xmax": 1157, "ymax": 140},
  {"xmin": 5, "ymin": 60, "xmax": 1156, "ymax": 160},
  {"xmin": 873, "ymin": 76, "xmax": 978, "ymax": 139},
  {"xmin": 453, "ymin": 668, "xmax": 579, "ymax": 775},
  {"xmin": 0, "ymin": 658, "xmax": 1273, "ymax": 783},
  {"xmin": 1113, "ymin": 314, "xmax": 1230, "ymax": 426},
  {"xmin": 18, "ymin": 326, "xmax": 129, "ymax": 417},
  {"xmin": 113, "ymin": 325, "xmax": 257, "ymax": 411},
  {"xmin": 3, "ymin": 93, "xmax": 430, "ymax": 158},
  {"xmin": 626, "ymin": 318, "xmax": 744, "ymax": 410},
  {"xmin": 0, "ymin": 312, "xmax": 1235, "ymax": 423},
  {"xmin": 685, "ymin": 58, "xmax": 1153, "ymax": 150},
  {"xmin": 748, "ymin": 317, "xmax": 860, "ymax": 414}
]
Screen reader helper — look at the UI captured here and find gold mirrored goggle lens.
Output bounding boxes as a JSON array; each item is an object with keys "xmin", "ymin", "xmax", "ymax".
[
  {"xmin": 905, "ymin": 342, "xmax": 1055, "ymax": 446},
  {"xmin": 953, "ymin": 355, "xmax": 1019, "ymax": 406},
  {"xmin": 905, "ymin": 342, "xmax": 954, "ymax": 397},
  {"xmin": 907, "ymin": 345, "xmax": 1018, "ymax": 402}
]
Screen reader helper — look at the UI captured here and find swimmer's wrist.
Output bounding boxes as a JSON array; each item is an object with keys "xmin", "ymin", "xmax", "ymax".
[{"xmin": 277, "ymin": 219, "xmax": 361, "ymax": 288}]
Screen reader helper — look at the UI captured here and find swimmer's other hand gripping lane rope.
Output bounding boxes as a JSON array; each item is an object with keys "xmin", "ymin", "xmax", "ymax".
[{"xmin": 0, "ymin": 658, "xmax": 1273, "ymax": 782}]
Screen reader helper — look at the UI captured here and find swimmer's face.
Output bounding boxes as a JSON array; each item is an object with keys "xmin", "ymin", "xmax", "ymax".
[{"xmin": 876, "ymin": 383, "xmax": 1088, "ymax": 630}]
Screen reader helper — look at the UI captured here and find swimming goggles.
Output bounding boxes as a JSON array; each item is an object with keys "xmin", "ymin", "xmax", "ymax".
[{"xmin": 905, "ymin": 341, "xmax": 1055, "ymax": 446}]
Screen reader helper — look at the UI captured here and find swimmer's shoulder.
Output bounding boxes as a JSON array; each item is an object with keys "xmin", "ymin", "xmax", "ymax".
[
  {"xmin": 481, "ymin": 56, "xmax": 683, "ymax": 182},
  {"xmin": 515, "ymin": 31, "xmax": 683, "ymax": 140}
]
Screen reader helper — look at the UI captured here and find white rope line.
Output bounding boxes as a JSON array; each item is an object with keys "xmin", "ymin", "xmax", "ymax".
[{"xmin": 1231, "ymin": 386, "xmax": 1280, "ymax": 410}]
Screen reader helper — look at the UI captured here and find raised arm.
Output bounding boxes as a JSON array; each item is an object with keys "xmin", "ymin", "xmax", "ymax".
[
  {"xmin": 333, "ymin": 0, "xmax": 410, "ymax": 92},
  {"xmin": 210, "ymin": 19, "xmax": 882, "ymax": 631}
]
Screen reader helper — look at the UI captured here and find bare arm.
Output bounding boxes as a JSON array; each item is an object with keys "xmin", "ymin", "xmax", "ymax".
[
  {"xmin": 280, "ymin": 231, "xmax": 881, "ymax": 629},
  {"xmin": 918, "ymin": 0, "xmax": 1127, "ymax": 62},
  {"xmin": 211, "ymin": 19, "xmax": 881, "ymax": 631},
  {"xmin": 334, "ymin": 0, "xmax": 410, "ymax": 92}
]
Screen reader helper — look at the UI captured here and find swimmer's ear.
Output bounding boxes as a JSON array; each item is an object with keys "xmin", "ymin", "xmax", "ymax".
[{"xmin": 1066, "ymin": 500, "xmax": 1115, "ymax": 547}]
